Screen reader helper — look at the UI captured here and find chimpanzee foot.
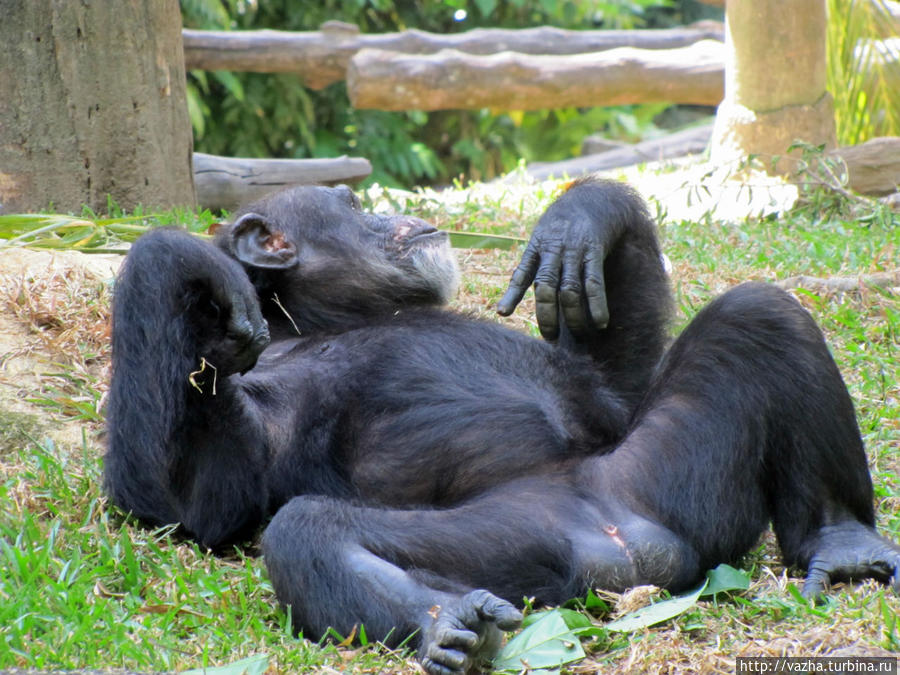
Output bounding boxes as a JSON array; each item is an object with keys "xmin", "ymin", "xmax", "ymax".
[
  {"xmin": 419, "ymin": 589, "xmax": 523, "ymax": 675},
  {"xmin": 802, "ymin": 522, "xmax": 900, "ymax": 599}
]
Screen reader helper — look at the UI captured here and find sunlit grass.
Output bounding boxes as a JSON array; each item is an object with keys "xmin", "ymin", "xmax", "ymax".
[{"xmin": 0, "ymin": 175, "xmax": 898, "ymax": 673}]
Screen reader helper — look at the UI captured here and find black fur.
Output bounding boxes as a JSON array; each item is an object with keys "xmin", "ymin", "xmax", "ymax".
[{"xmin": 105, "ymin": 179, "xmax": 900, "ymax": 675}]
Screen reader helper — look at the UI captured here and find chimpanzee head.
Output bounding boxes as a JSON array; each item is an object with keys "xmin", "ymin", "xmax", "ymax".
[{"xmin": 214, "ymin": 184, "xmax": 459, "ymax": 332}]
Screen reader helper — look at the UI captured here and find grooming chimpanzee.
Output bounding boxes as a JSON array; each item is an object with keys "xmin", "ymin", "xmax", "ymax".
[{"xmin": 105, "ymin": 178, "xmax": 900, "ymax": 675}]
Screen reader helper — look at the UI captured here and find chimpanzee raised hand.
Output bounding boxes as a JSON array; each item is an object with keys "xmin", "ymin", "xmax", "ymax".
[{"xmin": 105, "ymin": 178, "xmax": 900, "ymax": 674}]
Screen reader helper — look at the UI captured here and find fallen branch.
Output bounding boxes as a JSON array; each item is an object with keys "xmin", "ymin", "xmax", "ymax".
[
  {"xmin": 829, "ymin": 137, "xmax": 900, "ymax": 197},
  {"xmin": 776, "ymin": 269, "xmax": 900, "ymax": 293},
  {"xmin": 520, "ymin": 124, "xmax": 713, "ymax": 181}
]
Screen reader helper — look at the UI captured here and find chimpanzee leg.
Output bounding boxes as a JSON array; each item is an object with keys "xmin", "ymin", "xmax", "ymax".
[
  {"xmin": 601, "ymin": 282, "xmax": 900, "ymax": 595},
  {"xmin": 263, "ymin": 493, "xmax": 530, "ymax": 675},
  {"xmin": 262, "ymin": 479, "xmax": 702, "ymax": 674}
]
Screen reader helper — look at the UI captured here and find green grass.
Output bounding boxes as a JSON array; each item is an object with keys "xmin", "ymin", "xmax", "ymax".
[{"xmin": 0, "ymin": 176, "xmax": 898, "ymax": 673}]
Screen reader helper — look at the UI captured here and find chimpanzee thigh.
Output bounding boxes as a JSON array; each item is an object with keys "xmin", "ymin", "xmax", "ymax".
[{"xmin": 593, "ymin": 282, "xmax": 886, "ymax": 590}]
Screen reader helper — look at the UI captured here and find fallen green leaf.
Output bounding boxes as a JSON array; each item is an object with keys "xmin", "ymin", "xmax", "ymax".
[
  {"xmin": 181, "ymin": 654, "xmax": 269, "ymax": 675},
  {"xmin": 493, "ymin": 608, "xmax": 585, "ymax": 672},
  {"xmin": 605, "ymin": 581, "xmax": 708, "ymax": 633}
]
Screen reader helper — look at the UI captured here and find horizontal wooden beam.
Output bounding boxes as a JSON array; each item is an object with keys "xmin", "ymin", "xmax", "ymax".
[
  {"xmin": 193, "ymin": 152, "xmax": 371, "ymax": 212},
  {"xmin": 348, "ymin": 41, "xmax": 724, "ymax": 111},
  {"xmin": 521, "ymin": 124, "xmax": 713, "ymax": 181},
  {"xmin": 182, "ymin": 22, "xmax": 723, "ymax": 89}
]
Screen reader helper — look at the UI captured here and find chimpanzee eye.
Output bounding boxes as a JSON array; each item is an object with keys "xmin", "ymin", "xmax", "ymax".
[{"xmin": 334, "ymin": 185, "xmax": 361, "ymax": 210}]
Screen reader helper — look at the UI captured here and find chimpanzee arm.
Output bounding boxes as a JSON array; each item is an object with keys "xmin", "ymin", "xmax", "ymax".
[
  {"xmin": 104, "ymin": 228, "xmax": 272, "ymax": 548},
  {"xmin": 498, "ymin": 178, "xmax": 672, "ymax": 405}
]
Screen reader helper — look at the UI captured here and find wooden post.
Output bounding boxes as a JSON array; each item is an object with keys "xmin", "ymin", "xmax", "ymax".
[{"xmin": 710, "ymin": 0, "xmax": 836, "ymax": 173}]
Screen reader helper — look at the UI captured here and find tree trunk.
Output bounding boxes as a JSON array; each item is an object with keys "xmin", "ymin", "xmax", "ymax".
[
  {"xmin": 710, "ymin": 0, "xmax": 836, "ymax": 174},
  {"xmin": 0, "ymin": 0, "xmax": 195, "ymax": 214}
]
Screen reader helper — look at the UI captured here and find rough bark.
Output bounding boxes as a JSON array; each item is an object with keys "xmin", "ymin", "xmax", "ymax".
[
  {"xmin": 0, "ymin": 0, "xmax": 195, "ymax": 214},
  {"xmin": 182, "ymin": 22, "xmax": 724, "ymax": 90},
  {"xmin": 347, "ymin": 41, "xmax": 725, "ymax": 111},
  {"xmin": 194, "ymin": 153, "xmax": 372, "ymax": 212}
]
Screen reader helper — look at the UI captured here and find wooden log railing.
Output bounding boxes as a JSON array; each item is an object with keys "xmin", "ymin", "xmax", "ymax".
[
  {"xmin": 182, "ymin": 22, "xmax": 724, "ymax": 90},
  {"xmin": 347, "ymin": 40, "xmax": 724, "ymax": 111}
]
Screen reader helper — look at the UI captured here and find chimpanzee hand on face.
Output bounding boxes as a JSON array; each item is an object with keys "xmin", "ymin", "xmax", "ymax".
[
  {"xmin": 497, "ymin": 179, "xmax": 637, "ymax": 341},
  {"xmin": 188, "ymin": 248, "xmax": 270, "ymax": 377},
  {"xmin": 121, "ymin": 228, "xmax": 270, "ymax": 378}
]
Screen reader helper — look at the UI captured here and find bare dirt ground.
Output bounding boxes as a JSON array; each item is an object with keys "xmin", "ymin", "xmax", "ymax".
[{"xmin": 0, "ymin": 248, "xmax": 118, "ymax": 448}]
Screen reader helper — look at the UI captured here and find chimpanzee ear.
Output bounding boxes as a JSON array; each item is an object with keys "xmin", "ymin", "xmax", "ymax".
[{"xmin": 230, "ymin": 212, "xmax": 298, "ymax": 269}]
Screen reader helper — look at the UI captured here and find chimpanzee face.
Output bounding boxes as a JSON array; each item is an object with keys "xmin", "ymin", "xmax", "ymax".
[{"xmin": 216, "ymin": 185, "xmax": 459, "ymax": 317}]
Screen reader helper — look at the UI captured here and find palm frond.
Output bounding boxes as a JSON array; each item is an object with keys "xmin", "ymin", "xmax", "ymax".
[{"xmin": 828, "ymin": 0, "xmax": 900, "ymax": 144}]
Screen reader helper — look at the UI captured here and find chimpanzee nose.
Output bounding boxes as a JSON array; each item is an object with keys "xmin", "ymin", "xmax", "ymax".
[{"xmin": 394, "ymin": 217, "xmax": 438, "ymax": 240}]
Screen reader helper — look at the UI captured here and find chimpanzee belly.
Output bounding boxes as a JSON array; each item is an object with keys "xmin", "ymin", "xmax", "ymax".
[{"xmin": 239, "ymin": 321, "xmax": 628, "ymax": 507}]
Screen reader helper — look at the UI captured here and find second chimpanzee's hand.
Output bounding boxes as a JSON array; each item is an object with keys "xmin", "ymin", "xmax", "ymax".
[{"xmin": 497, "ymin": 180, "xmax": 631, "ymax": 340}]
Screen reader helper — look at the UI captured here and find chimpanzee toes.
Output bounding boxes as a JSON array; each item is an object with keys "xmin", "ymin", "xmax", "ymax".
[
  {"xmin": 418, "ymin": 590, "xmax": 522, "ymax": 675},
  {"xmin": 465, "ymin": 588, "xmax": 523, "ymax": 630},
  {"xmin": 802, "ymin": 522, "xmax": 900, "ymax": 600},
  {"xmin": 419, "ymin": 629, "xmax": 477, "ymax": 675}
]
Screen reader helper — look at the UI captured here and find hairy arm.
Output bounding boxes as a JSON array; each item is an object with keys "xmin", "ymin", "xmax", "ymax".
[{"xmin": 104, "ymin": 228, "xmax": 271, "ymax": 548}]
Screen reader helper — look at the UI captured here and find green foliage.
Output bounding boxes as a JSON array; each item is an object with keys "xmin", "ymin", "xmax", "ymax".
[
  {"xmin": 827, "ymin": 0, "xmax": 900, "ymax": 144},
  {"xmin": 180, "ymin": 0, "xmax": 681, "ymax": 187},
  {"xmin": 0, "ymin": 210, "xmax": 217, "ymax": 253},
  {"xmin": 495, "ymin": 565, "xmax": 750, "ymax": 671}
]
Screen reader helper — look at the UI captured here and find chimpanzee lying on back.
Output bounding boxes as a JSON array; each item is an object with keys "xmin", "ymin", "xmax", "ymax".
[{"xmin": 105, "ymin": 178, "xmax": 900, "ymax": 675}]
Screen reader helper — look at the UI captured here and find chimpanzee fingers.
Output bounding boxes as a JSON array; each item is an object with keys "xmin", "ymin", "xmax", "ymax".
[
  {"xmin": 228, "ymin": 294, "xmax": 269, "ymax": 347},
  {"xmin": 229, "ymin": 289, "xmax": 269, "ymax": 337},
  {"xmin": 803, "ymin": 541, "xmax": 900, "ymax": 600},
  {"xmin": 467, "ymin": 589, "xmax": 523, "ymax": 631},
  {"xmin": 559, "ymin": 249, "xmax": 587, "ymax": 337},
  {"xmin": 420, "ymin": 651, "xmax": 467, "ymax": 675},
  {"xmin": 497, "ymin": 240, "xmax": 541, "ymax": 317},
  {"xmin": 420, "ymin": 630, "xmax": 479, "ymax": 674},
  {"xmin": 583, "ymin": 250, "xmax": 610, "ymax": 330},
  {"xmin": 420, "ymin": 609, "xmax": 481, "ymax": 675},
  {"xmin": 532, "ymin": 245, "xmax": 563, "ymax": 341},
  {"xmin": 801, "ymin": 560, "xmax": 829, "ymax": 600}
]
